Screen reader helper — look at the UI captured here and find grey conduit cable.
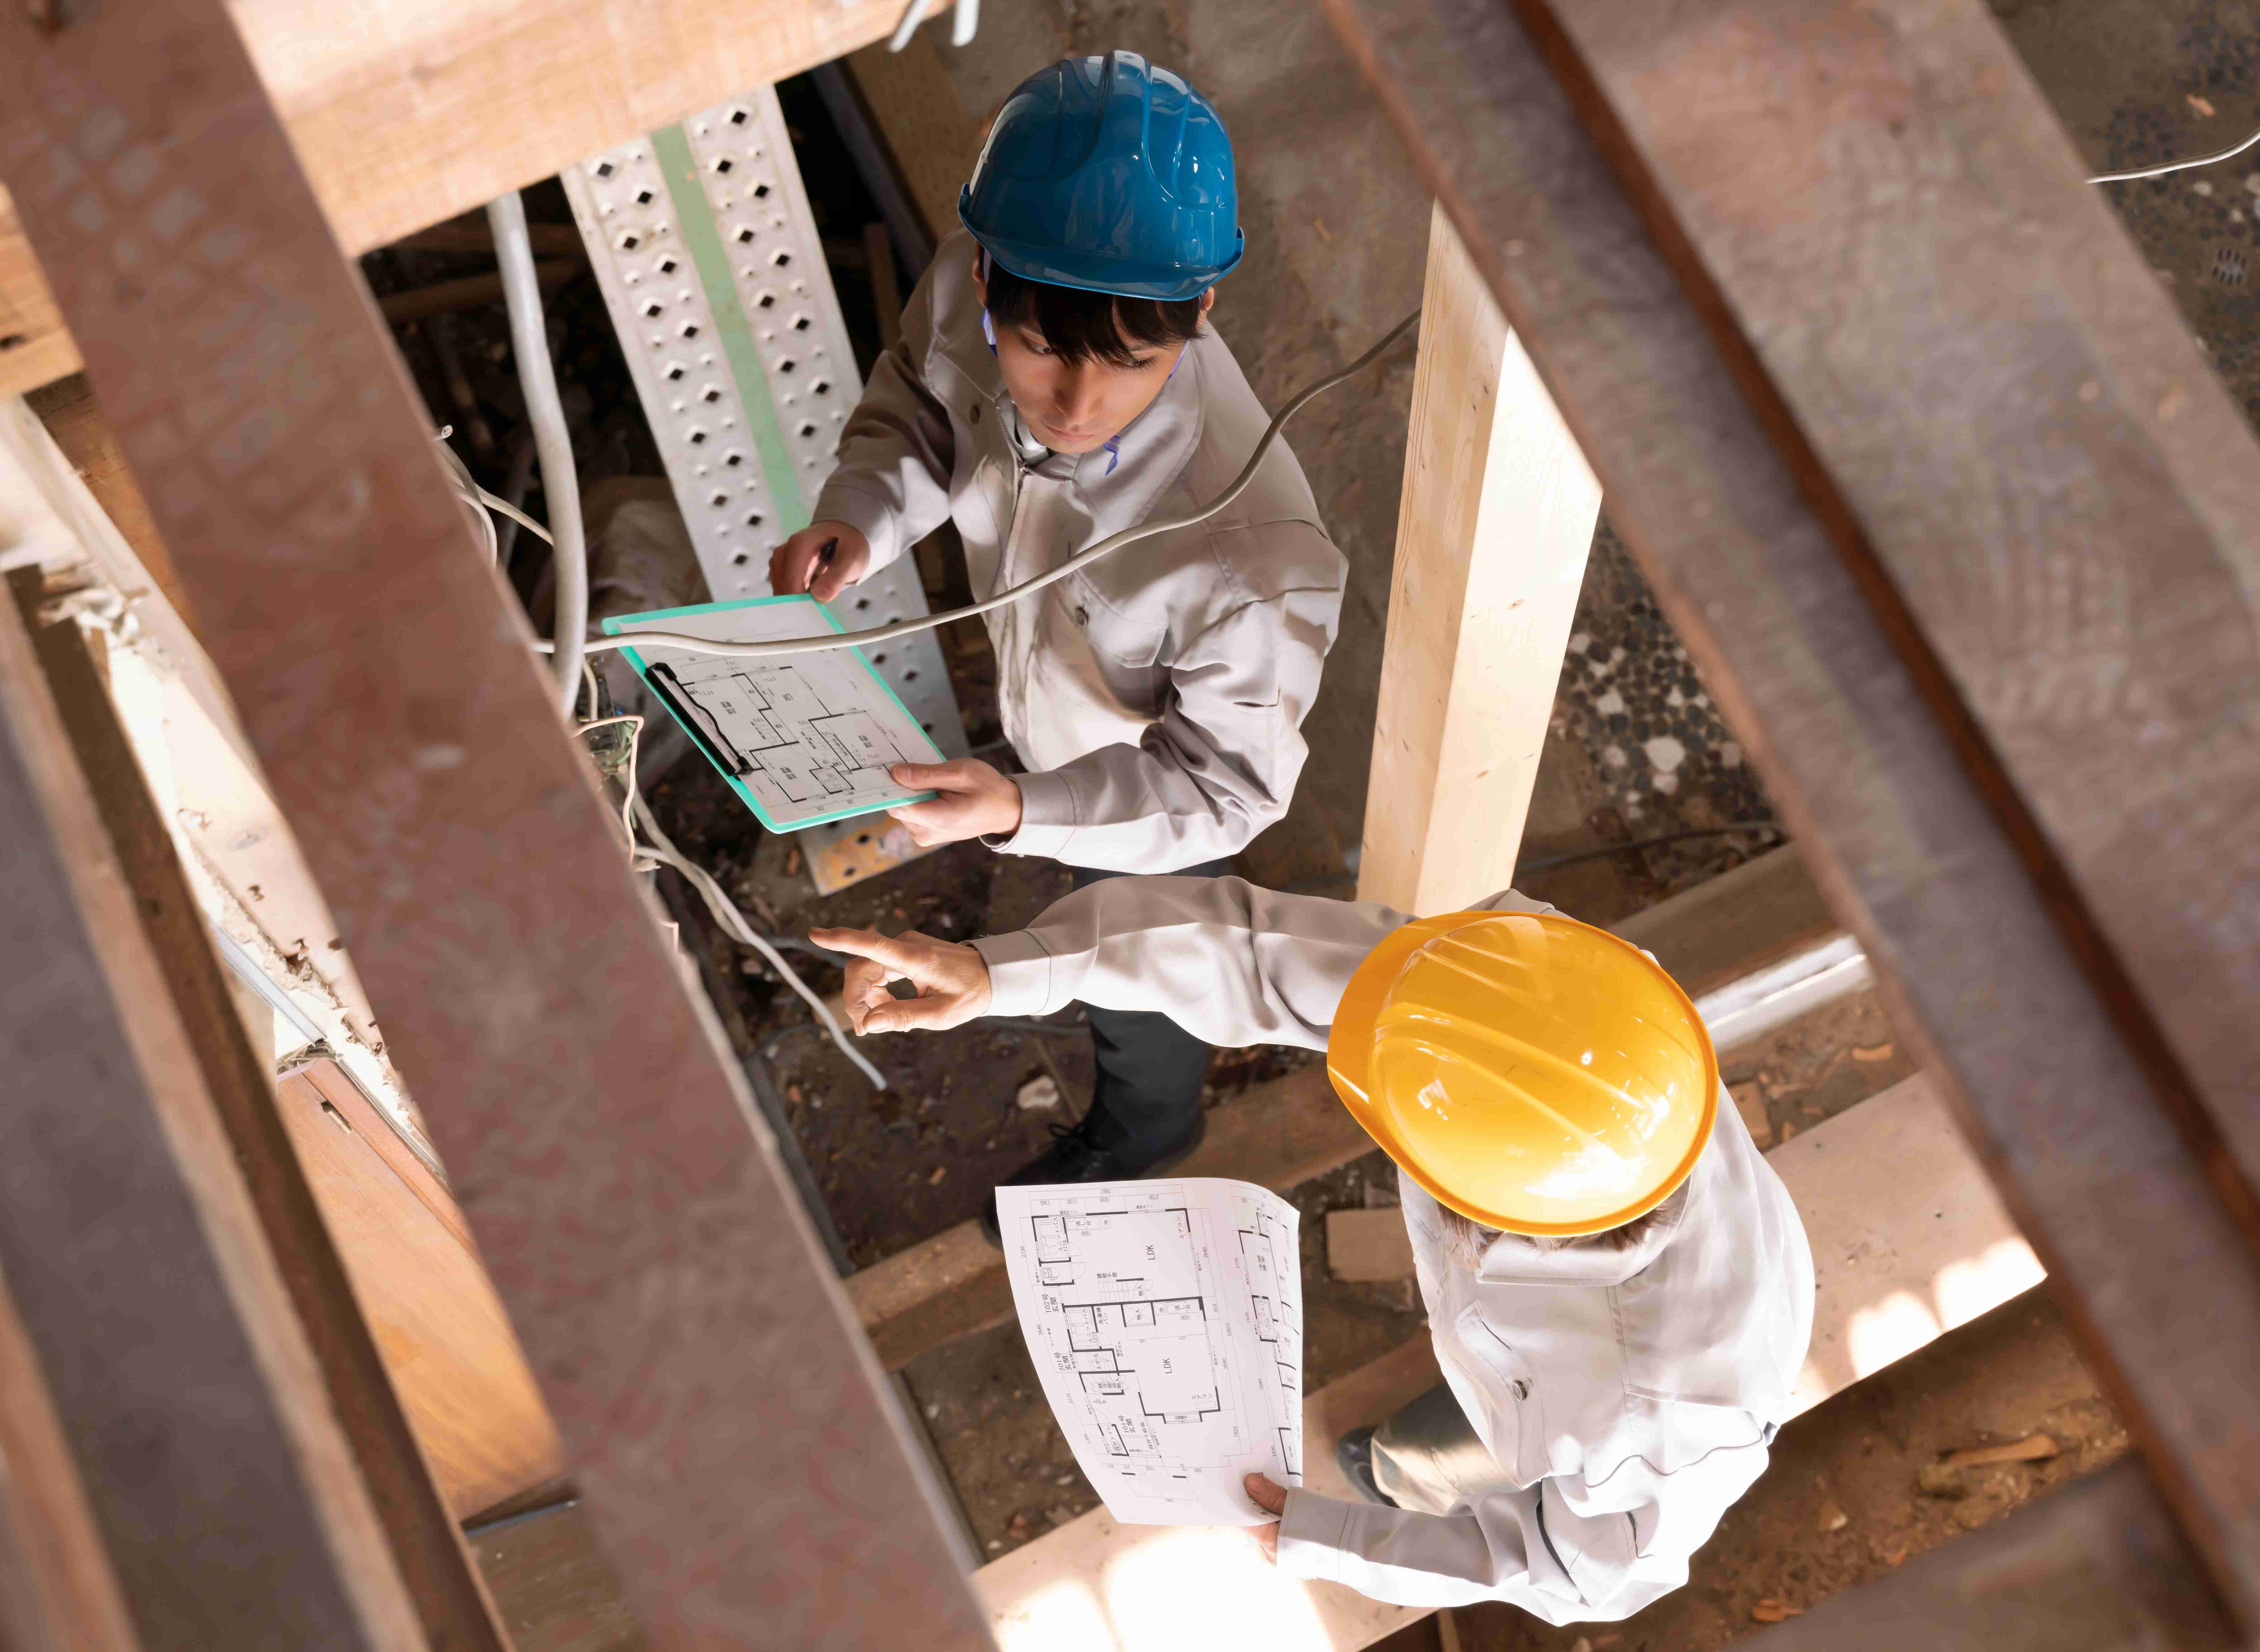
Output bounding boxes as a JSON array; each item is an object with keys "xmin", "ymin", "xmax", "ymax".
[
  {"xmin": 549, "ymin": 307, "xmax": 1423, "ymax": 664},
  {"xmin": 489, "ymin": 191, "xmax": 591, "ymax": 718}
]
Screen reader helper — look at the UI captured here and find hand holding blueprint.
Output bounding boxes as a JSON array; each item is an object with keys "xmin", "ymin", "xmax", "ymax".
[
  {"xmin": 603, "ymin": 596, "xmax": 942, "ymax": 833},
  {"xmin": 995, "ymin": 1179, "xmax": 1304, "ymax": 1526}
]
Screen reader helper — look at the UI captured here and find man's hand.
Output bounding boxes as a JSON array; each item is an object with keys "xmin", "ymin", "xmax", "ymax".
[
  {"xmin": 769, "ymin": 521, "xmax": 872, "ymax": 602},
  {"xmin": 809, "ymin": 926, "xmax": 993, "ymax": 1034},
  {"xmin": 886, "ymin": 759, "xmax": 1024, "ymax": 846},
  {"xmin": 1245, "ymin": 1473, "xmax": 1287, "ymax": 1563}
]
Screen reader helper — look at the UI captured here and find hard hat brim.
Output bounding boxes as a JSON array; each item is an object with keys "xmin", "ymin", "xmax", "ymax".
[
  {"xmin": 962, "ymin": 209, "xmax": 1243, "ymax": 303},
  {"xmin": 1326, "ymin": 910, "xmax": 1719, "ymax": 1238}
]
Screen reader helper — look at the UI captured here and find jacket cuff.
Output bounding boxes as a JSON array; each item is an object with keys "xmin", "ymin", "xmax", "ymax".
[
  {"xmin": 812, "ymin": 482, "xmax": 905, "ymax": 572},
  {"xmin": 1275, "ymin": 1492, "xmax": 1355, "ymax": 1584},
  {"xmin": 990, "ymin": 768, "xmax": 1079, "ymax": 860},
  {"xmin": 971, "ymin": 930, "xmax": 1058, "ymax": 1019}
]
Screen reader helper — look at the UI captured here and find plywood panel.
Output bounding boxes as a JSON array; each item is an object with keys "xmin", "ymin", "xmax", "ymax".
[{"xmin": 279, "ymin": 1061, "xmax": 567, "ymax": 1523}]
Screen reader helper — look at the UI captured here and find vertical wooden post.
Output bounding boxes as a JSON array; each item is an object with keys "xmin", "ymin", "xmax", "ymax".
[
  {"xmin": 12, "ymin": 574, "xmax": 514, "ymax": 1652},
  {"xmin": 1358, "ymin": 202, "xmax": 1601, "ymax": 913},
  {"xmin": 0, "ymin": 587, "xmax": 429, "ymax": 1651}
]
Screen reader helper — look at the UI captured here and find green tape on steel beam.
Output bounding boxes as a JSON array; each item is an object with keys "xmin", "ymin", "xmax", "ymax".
[{"xmin": 651, "ymin": 123, "xmax": 808, "ymax": 530}]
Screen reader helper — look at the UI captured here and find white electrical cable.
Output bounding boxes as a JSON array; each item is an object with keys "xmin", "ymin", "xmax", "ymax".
[
  {"xmin": 489, "ymin": 190, "xmax": 591, "ymax": 719},
  {"xmin": 2090, "ymin": 118, "xmax": 2260, "ymax": 183},
  {"xmin": 434, "ymin": 434, "xmax": 501, "ymax": 563},
  {"xmin": 630, "ymin": 792, "xmax": 889, "ymax": 1090},
  {"xmin": 547, "ymin": 306, "xmax": 1422, "ymax": 664}
]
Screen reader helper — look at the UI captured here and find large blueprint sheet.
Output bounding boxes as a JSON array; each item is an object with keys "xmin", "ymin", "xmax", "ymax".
[{"xmin": 996, "ymin": 1178, "xmax": 1304, "ymax": 1526}]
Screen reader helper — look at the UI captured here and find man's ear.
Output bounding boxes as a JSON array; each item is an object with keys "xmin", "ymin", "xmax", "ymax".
[
  {"xmin": 972, "ymin": 249, "xmax": 988, "ymax": 310},
  {"xmin": 1199, "ymin": 288, "xmax": 1216, "ymax": 320}
]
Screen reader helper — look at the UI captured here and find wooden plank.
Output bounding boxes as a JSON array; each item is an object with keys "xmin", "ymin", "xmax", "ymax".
[
  {"xmin": 15, "ymin": 580, "xmax": 512, "ymax": 1650},
  {"xmin": 24, "ymin": 375, "xmax": 195, "ymax": 629},
  {"xmin": 0, "ymin": 1259, "xmax": 141, "ymax": 1652},
  {"xmin": 468, "ymin": 1500, "xmax": 648, "ymax": 1652},
  {"xmin": 975, "ymin": 1074, "xmax": 2044, "ymax": 1651},
  {"xmin": 1357, "ymin": 201, "xmax": 1600, "ymax": 914},
  {"xmin": 1611, "ymin": 844, "xmax": 1837, "ymax": 999},
  {"xmin": 1531, "ymin": 0, "xmax": 2260, "ymax": 1320},
  {"xmin": 1319, "ymin": 0, "xmax": 2260, "ymax": 1625},
  {"xmin": 1741, "ymin": 1461, "xmax": 2234, "ymax": 1652},
  {"xmin": 0, "ymin": 191, "xmax": 78, "ymax": 400},
  {"xmin": 0, "ymin": 0, "xmax": 960, "ymax": 373},
  {"xmin": 277, "ymin": 1061, "xmax": 568, "ymax": 1524},
  {"xmin": 0, "ymin": 7, "xmax": 989, "ymax": 1647},
  {"xmin": 236, "ymin": 0, "xmax": 951, "ymax": 256},
  {"xmin": 0, "ymin": 558, "xmax": 424, "ymax": 1652}
]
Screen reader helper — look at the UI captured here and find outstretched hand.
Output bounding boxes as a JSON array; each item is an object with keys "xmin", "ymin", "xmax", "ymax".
[
  {"xmin": 1245, "ymin": 1473, "xmax": 1287, "ymax": 1563},
  {"xmin": 810, "ymin": 925, "xmax": 993, "ymax": 1034}
]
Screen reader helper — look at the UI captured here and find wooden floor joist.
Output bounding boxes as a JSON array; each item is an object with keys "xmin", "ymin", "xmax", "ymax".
[{"xmin": 974, "ymin": 1074, "xmax": 2042, "ymax": 1651}]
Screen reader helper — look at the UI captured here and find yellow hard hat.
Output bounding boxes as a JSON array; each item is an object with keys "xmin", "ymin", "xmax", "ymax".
[{"xmin": 1327, "ymin": 910, "xmax": 1717, "ymax": 1237}]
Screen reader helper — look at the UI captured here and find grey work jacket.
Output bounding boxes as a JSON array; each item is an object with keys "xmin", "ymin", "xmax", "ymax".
[
  {"xmin": 970, "ymin": 876, "xmax": 1815, "ymax": 1621},
  {"xmin": 812, "ymin": 231, "xmax": 1346, "ymax": 872}
]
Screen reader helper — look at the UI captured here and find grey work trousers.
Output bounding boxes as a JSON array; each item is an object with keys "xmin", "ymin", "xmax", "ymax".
[{"xmin": 1371, "ymin": 1383, "xmax": 1516, "ymax": 1516}]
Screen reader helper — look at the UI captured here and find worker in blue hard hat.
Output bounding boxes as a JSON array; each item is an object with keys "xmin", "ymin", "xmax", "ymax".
[{"xmin": 771, "ymin": 52, "xmax": 1349, "ymax": 1242}]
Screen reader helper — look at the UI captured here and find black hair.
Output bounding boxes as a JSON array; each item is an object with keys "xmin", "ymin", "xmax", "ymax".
[{"xmin": 983, "ymin": 259, "xmax": 1204, "ymax": 369}]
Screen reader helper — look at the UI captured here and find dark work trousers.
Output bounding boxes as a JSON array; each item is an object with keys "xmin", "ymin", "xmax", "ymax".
[
  {"xmin": 1370, "ymin": 1383, "xmax": 1511, "ymax": 1515},
  {"xmin": 1068, "ymin": 858, "xmax": 1234, "ymax": 1159}
]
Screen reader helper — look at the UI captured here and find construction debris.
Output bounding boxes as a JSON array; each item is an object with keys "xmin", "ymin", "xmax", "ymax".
[
  {"xmin": 1942, "ymin": 1433, "xmax": 2057, "ymax": 1470},
  {"xmin": 1325, "ymin": 1207, "xmax": 1418, "ymax": 1281},
  {"xmin": 1015, "ymin": 1075, "xmax": 1061, "ymax": 1113},
  {"xmin": 1751, "ymin": 1599, "xmax": 1802, "ymax": 1623}
]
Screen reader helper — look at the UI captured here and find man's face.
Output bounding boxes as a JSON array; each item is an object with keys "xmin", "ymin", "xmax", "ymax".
[{"xmin": 977, "ymin": 273, "xmax": 1212, "ymax": 455}]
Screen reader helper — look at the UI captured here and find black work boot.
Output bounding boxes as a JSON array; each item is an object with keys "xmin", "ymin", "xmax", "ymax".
[
  {"xmin": 1335, "ymin": 1427, "xmax": 1399, "ymax": 1507},
  {"xmin": 978, "ymin": 1108, "xmax": 1207, "ymax": 1245}
]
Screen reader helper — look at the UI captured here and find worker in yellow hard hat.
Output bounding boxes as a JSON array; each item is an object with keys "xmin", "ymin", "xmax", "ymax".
[{"xmin": 815, "ymin": 874, "xmax": 1814, "ymax": 1625}]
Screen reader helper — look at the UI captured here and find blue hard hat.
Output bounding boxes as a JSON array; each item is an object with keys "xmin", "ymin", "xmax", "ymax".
[{"xmin": 959, "ymin": 52, "xmax": 1243, "ymax": 302}]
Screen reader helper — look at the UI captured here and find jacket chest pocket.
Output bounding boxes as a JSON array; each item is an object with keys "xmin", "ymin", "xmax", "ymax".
[
  {"xmin": 1055, "ymin": 573, "xmax": 1165, "ymax": 670},
  {"xmin": 1447, "ymin": 1306, "xmax": 1551, "ymax": 1487}
]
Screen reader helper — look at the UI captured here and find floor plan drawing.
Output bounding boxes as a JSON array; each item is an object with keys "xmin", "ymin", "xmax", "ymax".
[
  {"xmin": 999, "ymin": 1180, "xmax": 1304, "ymax": 1526},
  {"xmin": 603, "ymin": 597, "xmax": 943, "ymax": 831}
]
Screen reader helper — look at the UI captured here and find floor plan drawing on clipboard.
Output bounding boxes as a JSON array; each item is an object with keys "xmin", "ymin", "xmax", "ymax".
[
  {"xmin": 996, "ymin": 1178, "xmax": 1304, "ymax": 1527},
  {"xmin": 603, "ymin": 596, "xmax": 942, "ymax": 833}
]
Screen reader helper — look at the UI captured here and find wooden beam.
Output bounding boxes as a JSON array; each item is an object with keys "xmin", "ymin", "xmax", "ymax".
[
  {"xmin": 1611, "ymin": 844, "xmax": 1838, "ymax": 999},
  {"xmin": 1522, "ymin": 0, "xmax": 2260, "ymax": 1295},
  {"xmin": 15, "ymin": 581, "xmax": 513, "ymax": 1650},
  {"xmin": 1357, "ymin": 201, "xmax": 1600, "ymax": 913},
  {"xmin": 0, "ymin": 192, "xmax": 78, "ymax": 401},
  {"xmin": 0, "ymin": 6, "xmax": 990, "ymax": 1645},
  {"xmin": 0, "ymin": 0, "xmax": 958, "ymax": 399},
  {"xmin": 276, "ymin": 1060, "xmax": 568, "ymax": 1525},
  {"xmin": 1740, "ymin": 1461, "xmax": 2234, "ymax": 1652},
  {"xmin": 0, "ymin": 567, "xmax": 426, "ymax": 1651},
  {"xmin": 0, "ymin": 1259, "xmax": 141, "ymax": 1652},
  {"xmin": 974, "ymin": 1074, "xmax": 2046, "ymax": 1651},
  {"xmin": 1320, "ymin": 0, "xmax": 2260, "ymax": 1625}
]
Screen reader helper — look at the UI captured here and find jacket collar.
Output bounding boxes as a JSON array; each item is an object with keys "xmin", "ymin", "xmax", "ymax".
[{"xmin": 1472, "ymin": 1179, "xmax": 1694, "ymax": 1288}]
